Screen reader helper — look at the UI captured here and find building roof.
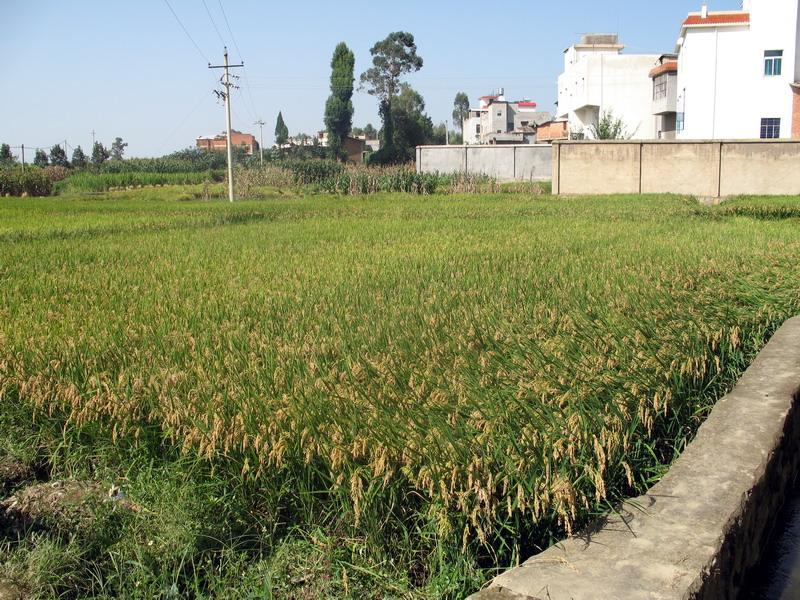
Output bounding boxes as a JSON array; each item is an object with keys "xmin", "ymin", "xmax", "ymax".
[
  {"xmin": 517, "ymin": 101, "xmax": 538, "ymax": 108},
  {"xmin": 649, "ymin": 61, "xmax": 678, "ymax": 78},
  {"xmin": 682, "ymin": 12, "xmax": 750, "ymax": 26}
]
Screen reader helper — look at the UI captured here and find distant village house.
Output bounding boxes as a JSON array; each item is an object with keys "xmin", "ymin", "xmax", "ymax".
[
  {"xmin": 196, "ymin": 130, "xmax": 259, "ymax": 155},
  {"xmin": 316, "ymin": 131, "xmax": 380, "ymax": 163},
  {"xmin": 463, "ymin": 89, "xmax": 552, "ymax": 144}
]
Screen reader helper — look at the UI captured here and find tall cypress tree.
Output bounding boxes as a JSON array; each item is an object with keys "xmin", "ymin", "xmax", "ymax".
[
  {"xmin": 274, "ymin": 112, "xmax": 289, "ymax": 146},
  {"xmin": 323, "ymin": 42, "xmax": 355, "ymax": 162}
]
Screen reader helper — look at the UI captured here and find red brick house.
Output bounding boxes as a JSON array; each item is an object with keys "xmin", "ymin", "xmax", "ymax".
[{"xmin": 196, "ymin": 130, "xmax": 259, "ymax": 155}]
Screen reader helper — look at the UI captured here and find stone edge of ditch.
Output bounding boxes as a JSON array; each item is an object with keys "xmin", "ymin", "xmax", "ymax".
[{"xmin": 468, "ymin": 316, "xmax": 800, "ymax": 600}]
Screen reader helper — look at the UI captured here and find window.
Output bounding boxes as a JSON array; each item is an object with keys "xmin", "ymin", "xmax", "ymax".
[
  {"xmin": 760, "ymin": 118, "xmax": 780, "ymax": 138},
  {"xmin": 476, "ymin": 124, "xmax": 481, "ymax": 134},
  {"xmin": 676, "ymin": 112, "xmax": 685, "ymax": 132},
  {"xmin": 764, "ymin": 50, "xmax": 783, "ymax": 76},
  {"xmin": 653, "ymin": 77, "xmax": 668, "ymax": 100}
]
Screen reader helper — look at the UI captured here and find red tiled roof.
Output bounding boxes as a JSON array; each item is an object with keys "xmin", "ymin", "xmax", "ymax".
[
  {"xmin": 683, "ymin": 12, "xmax": 749, "ymax": 26},
  {"xmin": 517, "ymin": 101, "xmax": 538, "ymax": 107},
  {"xmin": 649, "ymin": 61, "xmax": 678, "ymax": 78}
]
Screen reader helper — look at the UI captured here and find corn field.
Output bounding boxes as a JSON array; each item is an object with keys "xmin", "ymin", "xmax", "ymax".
[{"xmin": 1, "ymin": 190, "xmax": 799, "ymax": 596}]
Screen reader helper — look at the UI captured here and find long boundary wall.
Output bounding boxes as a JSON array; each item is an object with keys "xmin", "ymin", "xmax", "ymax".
[
  {"xmin": 552, "ymin": 140, "xmax": 800, "ymax": 197},
  {"xmin": 469, "ymin": 316, "xmax": 800, "ymax": 600},
  {"xmin": 415, "ymin": 145, "xmax": 551, "ymax": 182}
]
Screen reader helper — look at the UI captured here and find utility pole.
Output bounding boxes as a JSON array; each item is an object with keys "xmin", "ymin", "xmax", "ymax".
[
  {"xmin": 254, "ymin": 119, "xmax": 265, "ymax": 166},
  {"xmin": 91, "ymin": 130, "xmax": 96, "ymax": 148},
  {"xmin": 445, "ymin": 120, "xmax": 450, "ymax": 146},
  {"xmin": 209, "ymin": 47, "xmax": 244, "ymax": 202},
  {"xmin": 21, "ymin": 144, "xmax": 25, "ymax": 171}
]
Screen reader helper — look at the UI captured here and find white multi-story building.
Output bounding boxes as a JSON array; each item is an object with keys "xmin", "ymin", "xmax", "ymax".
[
  {"xmin": 462, "ymin": 89, "xmax": 551, "ymax": 144},
  {"xmin": 675, "ymin": 0, "xmax": 800, "ymax": 139},
  {"xmin": 557, "ymin": 34, "xmax": 659, "ymax": 139}
]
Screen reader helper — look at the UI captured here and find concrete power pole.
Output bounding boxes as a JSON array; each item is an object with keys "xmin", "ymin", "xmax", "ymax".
[
  {"xmin": 209, "ymin": 47, "xmax": 244, "ymax": 202},
  {"xmin": 91, "ymin": 130, "xmax": 96, "ymax": 148},
  {"xmin": 21, "ymin": 144, "xmax": 25, "ymax": 171},
  {"xmin": 254, "ymin": 119, "xmax": 265, "ymax": 166}
]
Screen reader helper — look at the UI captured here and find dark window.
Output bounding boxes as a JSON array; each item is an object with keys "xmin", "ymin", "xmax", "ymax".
[
  {"xmin": 497, "ymin": 111, "xmax": 502, "ymax": 116},
  {"xmin": 476, "ymin": 124, "xmax": 481, "ymax": 134},
  {"xmin": 653, "ymin": 77, "xmax": 668, "ymax": 100},
  {"xmin": 760, "ymin": 117, "xmax": 780, "ymax": 138},
  {"xmin": 764, "ymin": 50, "xmax": 783, "ymax": 76}
]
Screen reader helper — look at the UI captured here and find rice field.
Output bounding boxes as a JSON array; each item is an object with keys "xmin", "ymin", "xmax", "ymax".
[{"xmin": 1, "ymin": 189, "xmax": 799, "ymax": 598}]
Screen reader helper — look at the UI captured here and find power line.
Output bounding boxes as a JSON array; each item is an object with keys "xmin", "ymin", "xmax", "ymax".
[
  {"xmin": 201, "ymin": 0, "xmax": 227, "ymax": 49},
  {"xmin": 216, "ymin": 0, "xmax": 260, "ymax": 121},
  {"xmin": 162, "ymin": 0, "xmax": 211, "ymax": 64},
  {"xmin": 156, "ymin": 88, "xmax": 216, "ymax": 154}
]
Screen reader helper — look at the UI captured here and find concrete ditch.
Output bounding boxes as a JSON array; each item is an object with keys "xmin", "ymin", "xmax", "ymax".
[{"xmin": 469, "ymin": 316, "xmax": 800, "ymax": 600}]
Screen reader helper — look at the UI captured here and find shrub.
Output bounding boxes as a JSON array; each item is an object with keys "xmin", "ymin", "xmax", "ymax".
[
  {"xmin": 0, "ymin": 168, "xmax": 53, "ymax": 197},
  {"xmin": 43, "ymin": 166, "xmax": 71, "ymax": 182}
]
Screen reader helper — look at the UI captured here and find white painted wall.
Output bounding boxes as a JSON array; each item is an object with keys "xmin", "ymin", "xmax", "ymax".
[
  {"xmin": 677, "ymin": 0, "xmax": 799, "ymax": 140},
  {"xmin": 557, "ymin": 45, "xmax": 659, "ymax": 139}
]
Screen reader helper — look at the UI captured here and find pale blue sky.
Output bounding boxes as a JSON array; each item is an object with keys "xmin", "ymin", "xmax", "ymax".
[{"xmin": 0, "ymin": 0, "xmax": 742, "ymax": 157}]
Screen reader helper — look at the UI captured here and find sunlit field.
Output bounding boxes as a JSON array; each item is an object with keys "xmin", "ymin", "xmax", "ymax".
[{"xmin": 2, "ymin": 189, "xmax": 799, "ymax": 598}]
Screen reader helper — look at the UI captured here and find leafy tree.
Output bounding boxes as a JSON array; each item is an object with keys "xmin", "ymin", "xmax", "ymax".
[
  {"xmin": 352, "ymin": 124, "xmax": 378, "ymax": 139},
  {"xmin": 363, "ymin": 123, "xmax": 377, "ymax": 139},
  {"xmin": 452, "ymin": 92, "xmax": 470, "ymax": 135},
  {"xmin": 390, "ymin": 83, "xmax": 434, "ymax": 160},
  {"xmin": 49, "ymin": 144, "xmax": 69, "ymax": 167},
  {"xmin": 33, "ymin": 149, "xmax": 49, "ymax": 168},
  {"xmin": 274, "ymin": 112, "xmax": 289, "ymax": 146},
  {"xmin": 91, "ymin": 141, "xmax": 110, "ymax": 166},
  {"xmin": 323, "ymin": 42, "xmax": 355, "ymax": 161},
  {"xmin": 0, "ymin": 144, "xmax": 15, "ymax": 166},
  {"xmin": 71, "ymin": 146, "xmax": 88, "ymax": 169},
  {"xmin": 588, "ymin": 110, "xmax": 634, "ymax": 140},
  {"xmin": 110, "ymin": 137, "xmax": 128, "ymax": 160},
  {"xmin": 360, "ymin": 31, "xmax": 423, "ymax": 164},
  {"xmin": 431, "ymin": 122, "xmax": 448, "ymax": 145}
]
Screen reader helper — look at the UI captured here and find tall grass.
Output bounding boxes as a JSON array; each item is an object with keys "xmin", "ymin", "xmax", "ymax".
[
  {"xmin": 265, "ymin": 160, "xmax": 539, "ymax": 196},
  {"xmin": 1, "ymin": 191, "xmax": 799, "ymax": 597},
  {"xmin": 55, "ymin": 170, "xmax": 224, "ymax": 193},
  {"xmin": 0, "ymin": 167, "xmax": 53, "ymax": 197}
]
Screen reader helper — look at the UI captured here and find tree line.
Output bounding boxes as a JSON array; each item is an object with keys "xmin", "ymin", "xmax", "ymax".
[
  {"xmin": 272, "ymin": 32, "xmax": 468, "ymax": 165},
  {"xmin": 0, "ymin": 137, "xmax": 128, "ymax": 170}
]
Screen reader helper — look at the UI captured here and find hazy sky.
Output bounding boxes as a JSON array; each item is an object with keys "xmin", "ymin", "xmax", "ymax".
[{"xmin": 1, "ymin": 0, "xmax": 741, "ymax": 157}]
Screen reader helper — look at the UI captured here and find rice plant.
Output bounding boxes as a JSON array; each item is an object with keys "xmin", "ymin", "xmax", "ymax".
[{"xmin": 1, "ymin": 190, "xmax": 799, "ymax": 597}]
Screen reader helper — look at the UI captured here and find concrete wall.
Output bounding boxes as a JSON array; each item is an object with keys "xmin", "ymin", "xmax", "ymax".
[
  {"xmin": 416, "ymin": 145, "xmax": 551, "ymax": 182},
  {"xmin": 553, "ymin": 140, "xmax": 800, "ymax": 197},
  {"xmin": 470, "ymin": 316, "xmax": 800, "ymax": 600}
]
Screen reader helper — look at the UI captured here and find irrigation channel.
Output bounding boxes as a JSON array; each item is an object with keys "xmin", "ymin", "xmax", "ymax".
[{"xmin": 745, "ymin": 480, "xmax": 800, "ymax": 598}]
